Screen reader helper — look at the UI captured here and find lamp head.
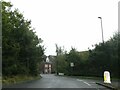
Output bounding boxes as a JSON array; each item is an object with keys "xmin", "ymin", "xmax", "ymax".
[{"xmin": 98, "ymin": 17, "xmax": 102, "ymax": 19}]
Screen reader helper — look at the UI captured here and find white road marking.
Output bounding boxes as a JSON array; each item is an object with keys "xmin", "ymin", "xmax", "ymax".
[
  {"xmin": 83, "ymin": 81, "xmax": 91, "ymax": 86},
  {"xmin": 76, "ymin": 79, "xmax": 83, "ymax": 82},
  {"xmin": 76, "ymin": 79, "xmax": 91, "ymax": 86}
]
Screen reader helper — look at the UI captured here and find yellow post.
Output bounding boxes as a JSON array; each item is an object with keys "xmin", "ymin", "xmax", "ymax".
[{"xmin": 104, "ymin": 71, "xmax": 111, "ymax": 83}]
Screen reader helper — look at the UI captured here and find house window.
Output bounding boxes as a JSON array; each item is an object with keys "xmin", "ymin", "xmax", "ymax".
[
  {"xmin": 45, "ymin": 64, "xmax": 48, "ymax": 68},
  {"xmin": 49, "ymin": 64, "xmax": 51, "ymax": 68}
]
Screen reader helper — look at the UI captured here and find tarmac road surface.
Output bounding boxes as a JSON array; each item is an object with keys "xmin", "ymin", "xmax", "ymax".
[{"xmin": 2, "ymin": 74, "xmax": 111, "ymax": 89}]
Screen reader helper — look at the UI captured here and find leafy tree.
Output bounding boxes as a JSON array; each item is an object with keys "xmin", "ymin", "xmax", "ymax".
[
  {"xmin": 87, "ymin": 32, "xmax": 119, "ymax": 77},
  {"xmin": 66, "ymin": 48, "xmax": 83, "ymax": 75},
  {"xmin": 55, "ymin": 44, "xmax": 68, "ymax": 74},
  {"xmin": 2, "ymin": 1, "xmax": 44, "ymax": 77},
  {"xmin": 56, "ymin": 54, "xmax": 68, "ymax": 73},
  {"xmin": 55, "ymin": 32, "xmax": 119, "ymax": 78}
]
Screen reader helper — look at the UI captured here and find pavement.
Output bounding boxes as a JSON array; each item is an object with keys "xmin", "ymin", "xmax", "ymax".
[{"xmin": 2, "ymin": 74, "xmax": 113, "ymax": 89}]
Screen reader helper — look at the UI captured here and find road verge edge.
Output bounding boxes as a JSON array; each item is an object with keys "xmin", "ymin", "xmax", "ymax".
[{"xmin": 96, "ymin": 82, "xmax": 119, "ymax": 90}]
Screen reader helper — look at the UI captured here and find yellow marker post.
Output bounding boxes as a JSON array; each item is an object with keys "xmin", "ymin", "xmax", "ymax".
[{"xmin": 104, "ymin": 71, "xmax": 111, "ymax": 83}]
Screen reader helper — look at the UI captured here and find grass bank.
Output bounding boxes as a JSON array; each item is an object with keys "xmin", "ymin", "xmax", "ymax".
[{"xmin": 2, "ymin": 75, "xmax": 41, "ymax": 85}]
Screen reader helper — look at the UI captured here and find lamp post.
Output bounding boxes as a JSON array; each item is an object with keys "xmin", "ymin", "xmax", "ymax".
[{"xmin": 98, "ymin": 17, "xmax": 104, "ymax": 43}]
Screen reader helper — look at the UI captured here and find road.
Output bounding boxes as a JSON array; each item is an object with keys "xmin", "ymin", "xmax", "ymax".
[{"xmin": 3, "ymin": 74, "xmax": 111, "ymax": 89}]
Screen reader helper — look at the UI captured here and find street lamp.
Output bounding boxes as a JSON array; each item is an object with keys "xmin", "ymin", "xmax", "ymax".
[{"xmin": 98, "ymin": 17, "xmax": 104, "ymax": 43}]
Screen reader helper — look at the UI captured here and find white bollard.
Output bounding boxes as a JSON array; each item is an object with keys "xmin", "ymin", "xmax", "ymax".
[{"xmin": 104, "ymin": 71, "xmax": 111, "ymax": 83}]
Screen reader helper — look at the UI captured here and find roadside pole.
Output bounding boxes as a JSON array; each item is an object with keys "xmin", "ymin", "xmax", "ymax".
[{"xmin": 70, "ymin": 62, "xmax": 74, "ymax": 76}]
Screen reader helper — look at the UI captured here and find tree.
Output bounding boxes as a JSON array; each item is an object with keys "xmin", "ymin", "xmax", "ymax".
[
  {"xmin": 66, "ymin": 48, "xmax": 82, "ymax": 75},
  {"xmin": 54, "ymin": 32, "xmax": 119, "ymax": 77},
  {"xmin": 2, "ymin": 1, "xmax": 44, "ymax": 76},
  {"xmin": 87, "ymin": 32, "xmax": 119, "ymax": 77},
  {"xmin": 55, "ymin": 44, "xmax": 68, "ymax": 74}
]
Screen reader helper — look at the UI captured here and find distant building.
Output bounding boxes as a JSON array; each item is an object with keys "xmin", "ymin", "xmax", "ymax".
[
  {"xmin": 40, "ymin": 55, "xmax": 56, "ymax": 74},
  {"xmin": 44, "ymin": 62, "xmax": 52, "ymax": 74},
  {"xmin": 42, "ymin": 56, "xmax": 52, "ymax": 74},
  {"xmin": 48, "ymin": 55, "xmax": 56, "ymax": 73}
]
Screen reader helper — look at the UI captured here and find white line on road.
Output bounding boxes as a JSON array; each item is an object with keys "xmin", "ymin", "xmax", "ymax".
[
  {"xmin": 76, "ymin": 79, "xmax": 83, "ymax": 82},
  {"xmin": 83, "ymin": 81, "xmax": 91, "ymax": 86},
  {"xmin": 76, "ymin": 79, "xmax": 91, "ymax": 86}
]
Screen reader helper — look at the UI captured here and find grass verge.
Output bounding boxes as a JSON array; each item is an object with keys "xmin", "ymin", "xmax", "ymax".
[{"xmin": 2, "ymin": 75, "xmax": 41, "ymax": 85}]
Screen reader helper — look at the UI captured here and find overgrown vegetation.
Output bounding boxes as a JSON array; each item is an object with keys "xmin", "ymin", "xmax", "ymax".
[
  {"xmin": 3, "ymin": 75, "xmax": 41, "ymax": 85},
  {"xmin": 55, "ymin": 32, "xmax": 119, "ymax": 78},
  {"xmin": 2, "ymin": 1, "xmax": 44, "ymax": 82}
]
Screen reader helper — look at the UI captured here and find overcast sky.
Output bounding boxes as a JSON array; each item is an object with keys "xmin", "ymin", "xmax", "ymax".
[{"xmin": 5, "ymin": 0, "xmax": 119, "ymax": 55}]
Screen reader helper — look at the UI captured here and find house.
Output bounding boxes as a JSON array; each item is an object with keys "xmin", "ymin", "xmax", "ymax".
[
  {"xmin": 40, "ymin": 55, "xmax": 56, "ymax": 74},
  {"xmin": 42, "ymin": 56, "xmax": 52, "ymax": 74}
]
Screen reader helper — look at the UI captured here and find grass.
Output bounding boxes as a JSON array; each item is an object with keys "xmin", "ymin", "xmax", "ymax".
[{"xmin": 2, "ymin": 75, "xmax": 41, "ymax": 85}]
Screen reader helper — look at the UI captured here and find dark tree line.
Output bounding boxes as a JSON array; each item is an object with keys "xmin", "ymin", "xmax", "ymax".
[
  {"xmin": 87, "ymin": 32, "xmax": 119, "ymax": 77},
  {"xmin": 55, "ymin": 32, "xmax": 119, "ymax": 78},
  {"xmin": 2, "ymin": 1, "xmax": 44, "ymax": 77}
]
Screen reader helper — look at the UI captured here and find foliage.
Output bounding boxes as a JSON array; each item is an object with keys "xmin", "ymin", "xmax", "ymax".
[
  {"xmin": 55, "ymin": 44, "xmax": 68, "ymax": 74},
  {"xmin": 56, "ymin": 54, "xmax": 68, "ymax": 73},
  {"xmin": 2, "ymin": 1, "xmax": 44, "ymax": 77},
  {"xmin": 55, "ymin": 32, "xmax": 119, "ymax": 78},
  {"xmin": 65, "ymin": 48, "xmax": 82, "ymax": 75},
  {"xmin": 2, "ymin": 75, "xmax": 41, "ymax": 85},
  {"xmin": 87, "ymin": 32, "xmax": 119, "ymax": 77}
]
